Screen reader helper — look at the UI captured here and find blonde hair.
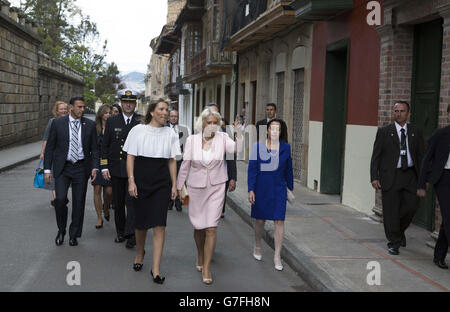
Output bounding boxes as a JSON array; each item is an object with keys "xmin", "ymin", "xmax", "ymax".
[
  {"xmin": 53, "ymin": 101, "xmax": 68, "ymax": 117},
  {"xmin": 195, "ymin": 108, "xmax": 222, "ymax": 133}
]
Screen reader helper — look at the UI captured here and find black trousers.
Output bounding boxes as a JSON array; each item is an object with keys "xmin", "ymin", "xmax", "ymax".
[
  {"xmin": 222, "ymin": 180, "xmax": 230, "ymax": 214},
  {"xmin": 434, "ymin": 170, "xmax": 450, "ymax": 261},
  {"xmin": 168, "ymin": 160, "xmax": 182, "ymax": 210},
  {"xmin": 111, "ymin": 176, "xmax": 135, "ymax": 238},
  {"xmin": 381, "ymin": 168, "xmax": 419, "ymax": 249},
  {"xmin": 54, "ymin": 161, "xmax": 89, "ymax": 239}
]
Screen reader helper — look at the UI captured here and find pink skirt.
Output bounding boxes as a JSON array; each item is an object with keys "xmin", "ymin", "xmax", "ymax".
[{"xmin": 187, "ymin": 176, "xmax": 226, "ymax": 230}]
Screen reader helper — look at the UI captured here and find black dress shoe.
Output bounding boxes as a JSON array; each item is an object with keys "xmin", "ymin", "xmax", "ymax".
[
  {"xmin": 55, "ymin": 232, "xmax": 65, "ymax": 246},
  {"xmin": 151, "ymin": 270, "xmax": 165, "ymax": 284},
  {"xmin": 115, "ymin": 236, "xmax": 126, "ymax": 243},
  {"xmin": 388, "ymin": 247, "xmax": 399, "ymax": 255},
  {"xmin": 104, "ymin": 214, "xmax": 110, "ymax": 222},
  {"xmin": 126, "ymin": 236, "xmax": 136, "ymax": 249},
  {"xmin": 69, "ymin": 238, "xmax": 78, "ymax": 246},
  {"xmin": 434, "ymin": 259, "xmax": 449, "ymax": 269}
]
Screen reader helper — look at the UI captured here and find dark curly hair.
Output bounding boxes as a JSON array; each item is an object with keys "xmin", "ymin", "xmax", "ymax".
[{"xmin": 267, "ymin": 118, "xmax": 288, "ymax": 143}]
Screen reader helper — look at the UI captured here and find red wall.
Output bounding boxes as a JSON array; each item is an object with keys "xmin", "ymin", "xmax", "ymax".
[{"xmin": 309, "ymin": 0, "xmax": 382, "ymax": 126}]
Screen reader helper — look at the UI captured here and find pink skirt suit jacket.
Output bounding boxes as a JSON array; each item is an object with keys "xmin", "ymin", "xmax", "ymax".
[{"xmin": 177, "ymin": 132, "xmax": 241, "ymax": 230}]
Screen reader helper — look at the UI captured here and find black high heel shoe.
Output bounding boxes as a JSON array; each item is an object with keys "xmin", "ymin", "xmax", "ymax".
[
  {"xmin": 151, "ymin": 270, "xmax": 165, "ymax": 284},
  {"xmin": 133, "ymin": 250, "xmax": 145, "ymax": 272},
  {"xmin": 95, "ymin": 220, "xmax": 103, "ymax": 229}
]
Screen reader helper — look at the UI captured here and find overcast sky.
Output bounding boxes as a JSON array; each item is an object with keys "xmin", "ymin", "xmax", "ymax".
[{"xmin": 11, "ymin": 0, "xmax": 168, "ymax": 74}]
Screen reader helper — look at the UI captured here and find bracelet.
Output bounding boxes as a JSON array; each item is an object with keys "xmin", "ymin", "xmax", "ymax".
[{"xmin": 128, "ymin": 176, "xmax": 135, "ymax": 180}]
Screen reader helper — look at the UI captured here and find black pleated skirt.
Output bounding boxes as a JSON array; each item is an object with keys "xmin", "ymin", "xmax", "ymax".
[{"xmin": 133, "ymin": 157, "xmax": 171, "ymax": 230}]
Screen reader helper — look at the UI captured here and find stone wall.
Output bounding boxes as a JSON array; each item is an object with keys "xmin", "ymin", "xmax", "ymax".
[{"xmin": 0, "ymin": 1, "xmax": 84, "ymax": 149}]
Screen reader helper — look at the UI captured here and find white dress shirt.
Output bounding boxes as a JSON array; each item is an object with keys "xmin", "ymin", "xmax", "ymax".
[
  {"xmin": 445, "ymin": 154, "xmax": 450, "ymax": 169},
  {"xmin": 395, "ymin": 122, "xmax": 413, "ymax": 168},
  {"xmin": 123, "ymin": 113, "xmax": 133, "ymax": 125},
  {"xmin": 170, "ymin": 123, "xmax": 179, "ymax": 134}
]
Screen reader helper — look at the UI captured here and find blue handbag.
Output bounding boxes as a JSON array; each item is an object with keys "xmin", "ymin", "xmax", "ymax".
[{"xmin": 33, "ymin": 159, "xmax": 45, "ymax": 189}]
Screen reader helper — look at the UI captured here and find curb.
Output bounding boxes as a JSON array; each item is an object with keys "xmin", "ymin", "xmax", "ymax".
[
  {"xmin": 227, "ymin": 193, "xmax": 351, "ymax": 292},
  {"xmin": 0, "ymin": 155, "xmax": 40, "ymax": 174}
]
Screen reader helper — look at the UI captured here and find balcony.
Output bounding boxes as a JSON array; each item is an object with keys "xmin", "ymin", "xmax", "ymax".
[
  {"xmin": 224, "ymin": 0, "xmax": 296, "ymax": 52},
  {"xmin": 164, "ymin": 82, "xmax": 179, "ymax": 100},
  {"xmin": 184, "ymin": 42, "xmax": 232, "ymax": 84},
  {"xmin": 290, "ymin": 0, "xmax": 353, "ymax": 21}
]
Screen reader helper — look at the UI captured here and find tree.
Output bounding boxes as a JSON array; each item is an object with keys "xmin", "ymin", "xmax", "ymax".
[
  {"xmin": 19, "ymin": 0, "xmax": 109, "ymax": 108},
  {"xmin": 95, "ymin": 62, "xmax": 125, "ymax": 105}
]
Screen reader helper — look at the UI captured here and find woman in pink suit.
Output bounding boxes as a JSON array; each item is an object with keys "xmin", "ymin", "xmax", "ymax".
[{"xmin": 177, "ymin": 108, "xmax": 242, "ymax": 285}]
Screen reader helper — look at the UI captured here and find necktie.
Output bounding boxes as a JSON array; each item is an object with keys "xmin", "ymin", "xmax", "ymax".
[
  {"xmin": 400, "ymin": 128, "xmax": 408, "ymax": 170},
  {"xmin": 127, "ymin": 118, "xmax": 130, "ymax": 126},
  {"xmin": 70, "ymin": 120, "xmax": 80, "ymax": 164}
]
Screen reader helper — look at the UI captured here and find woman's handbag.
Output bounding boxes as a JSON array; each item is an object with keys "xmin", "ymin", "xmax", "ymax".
[
  {"xmin": 287, "ymin": 189, "xmax": 295, "ymax": 205},
  {"xmin": 180, "ymin": 185, "xmax": 189, "ymax": 206},
  {"xmin": 33, "ymin": 159, "xmax": 45, "ymax": 189}
]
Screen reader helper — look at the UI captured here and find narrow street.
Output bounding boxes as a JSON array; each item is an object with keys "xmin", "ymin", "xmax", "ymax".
[{"xmin": 0, "ymin": 161, "xmax": 311, "ymax": 292}]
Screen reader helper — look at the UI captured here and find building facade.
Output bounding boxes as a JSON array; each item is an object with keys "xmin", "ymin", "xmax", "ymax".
[{"xmin": 223, "ymin": 0, "xmax": 313, "ymax": 183}]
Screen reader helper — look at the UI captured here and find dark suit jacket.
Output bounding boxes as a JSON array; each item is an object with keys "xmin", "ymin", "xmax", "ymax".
[
  {"xmin": 418, "ymin": 126, "xmax": 450, "ymax": 189},
  {"xmin": 101, "ymin": 113, "xmax": 142, "ymax": 178},
  {"xmin": 221, "ymin": 125, "xmax": 237, "ymax": 182},
  {"xmin": 256, "ymin": 119, "xmax": 268, "ymax": 141},
  {"xmin": 44, "ymin": 115, "xmax": 98, "ymax": 179},
  {"xmin": 370, "ymin": 123, "xmax": 425, "ymax": 191}
]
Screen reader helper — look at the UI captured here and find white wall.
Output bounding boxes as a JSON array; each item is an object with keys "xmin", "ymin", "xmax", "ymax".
[
  {"xmin": 341, "ymin": 125, "xmax": 378, "ymax": 215},
  {"xmin": 307, "ymin": 121, "xmax": 323, "ymax": 192}
]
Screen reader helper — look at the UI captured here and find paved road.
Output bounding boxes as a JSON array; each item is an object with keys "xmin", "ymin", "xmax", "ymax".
[{"xmin": 0, "ymin": 161, "xmax": 311, "ymax": 292}]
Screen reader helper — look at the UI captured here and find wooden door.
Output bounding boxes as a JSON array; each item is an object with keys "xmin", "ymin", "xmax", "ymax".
[
  {"xmin": 320, "ymin": 39, "xmax": 349, "ymax": 195},
  {"xmin": 411, "ymin": 19, "xmax": 443, "ymax": 231}
]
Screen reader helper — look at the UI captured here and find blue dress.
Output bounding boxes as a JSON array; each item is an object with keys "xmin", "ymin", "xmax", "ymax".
[{"xmin": 248, "ymin": 141, "xmax": 294, "ymax": 221}]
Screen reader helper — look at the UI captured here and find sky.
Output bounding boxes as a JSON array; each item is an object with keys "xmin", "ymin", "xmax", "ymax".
[{"xmin": 11, "ymin": 0, "xmax": 168, "ymax": 74}]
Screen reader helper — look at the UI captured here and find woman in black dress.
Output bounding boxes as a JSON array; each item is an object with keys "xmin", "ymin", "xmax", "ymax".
[
  {"xmin": 124, "ymin": 98, "xmax": 180, "ymax": 284},
  {"xmin": 92, "ymin": 104, "xmax": 113, "ymax": 228}
]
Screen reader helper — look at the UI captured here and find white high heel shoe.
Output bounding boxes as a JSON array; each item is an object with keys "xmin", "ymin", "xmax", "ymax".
[
  {"xmin": 274, "ymin": 257, "xmax": 284, "ymax": 271},
  {"xmin": 253, "ymin": 246, "xmax": 262, "ymax": 261}
]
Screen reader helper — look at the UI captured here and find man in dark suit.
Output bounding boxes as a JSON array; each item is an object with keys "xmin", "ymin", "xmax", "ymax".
[
  {"xmin": 417, "ymin": 104, "xmax": 450, "ymax": 269},
  {"xmin": 370, "ymin": 101, "xmax": 425, "ymax": 255},
  {"xmin": 101, "ymin": 90, "xmax": 142, "ymax": 248},
  {"xmin": 44, "ymin": 97, "xmax": 99, "ymax": 247},
  {"xmin": 256, "ymin": 103, "xmax": 277, "ymax": 142},
  {"xmin": 167, "ymin": 108, "xmax": 189, "ymax": 212},
  {"xmin": 206, "ymin": 103, "xmax": 237, "ymax": 218}
]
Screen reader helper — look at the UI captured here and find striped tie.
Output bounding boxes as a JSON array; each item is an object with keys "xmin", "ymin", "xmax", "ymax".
[{"xmin": 70, "ymin": 120, "xmax": 80, "ymax": 164}]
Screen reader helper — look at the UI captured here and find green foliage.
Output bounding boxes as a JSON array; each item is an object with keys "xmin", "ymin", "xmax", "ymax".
[{"xmin": 19, "ymin": 0, "xmax": 122, "ymax": 108}]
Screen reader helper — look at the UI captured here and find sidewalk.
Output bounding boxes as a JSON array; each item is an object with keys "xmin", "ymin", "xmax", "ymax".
[
  {"xmin": 0, "ymin": 141, "xmax": 42, "ymax": 173},
  {"xmin": 227, "ymin": 162, "xmax": 450, "ymax": 292}
]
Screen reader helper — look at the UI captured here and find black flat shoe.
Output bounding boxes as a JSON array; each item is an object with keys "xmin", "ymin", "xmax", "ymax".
[
  {"xmin": 151, "ymin": 270, "xmax": 165, "ymax": 284},
  {"xmin": 95, "ymin": 221, "xmax": 103, "ymax": 229},
  {"xmin": 55, "ymin": 231, "xmax": 65, "ymax": 246},
  {"xmin": 133, "ymin": 250, "xmax": 146, "ymax": 271},
  {"xmin": 69, "ymin": 238, "xmax": 78, "ymax": 246},
  {"xmin": 434, "ymin": 259, "xmax": 449, "ymax": 269}
]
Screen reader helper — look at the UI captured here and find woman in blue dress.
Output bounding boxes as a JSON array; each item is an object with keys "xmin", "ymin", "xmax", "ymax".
[{"xmin": 248, "ymin": 119, "xmax": 293, "ymax": 271}]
